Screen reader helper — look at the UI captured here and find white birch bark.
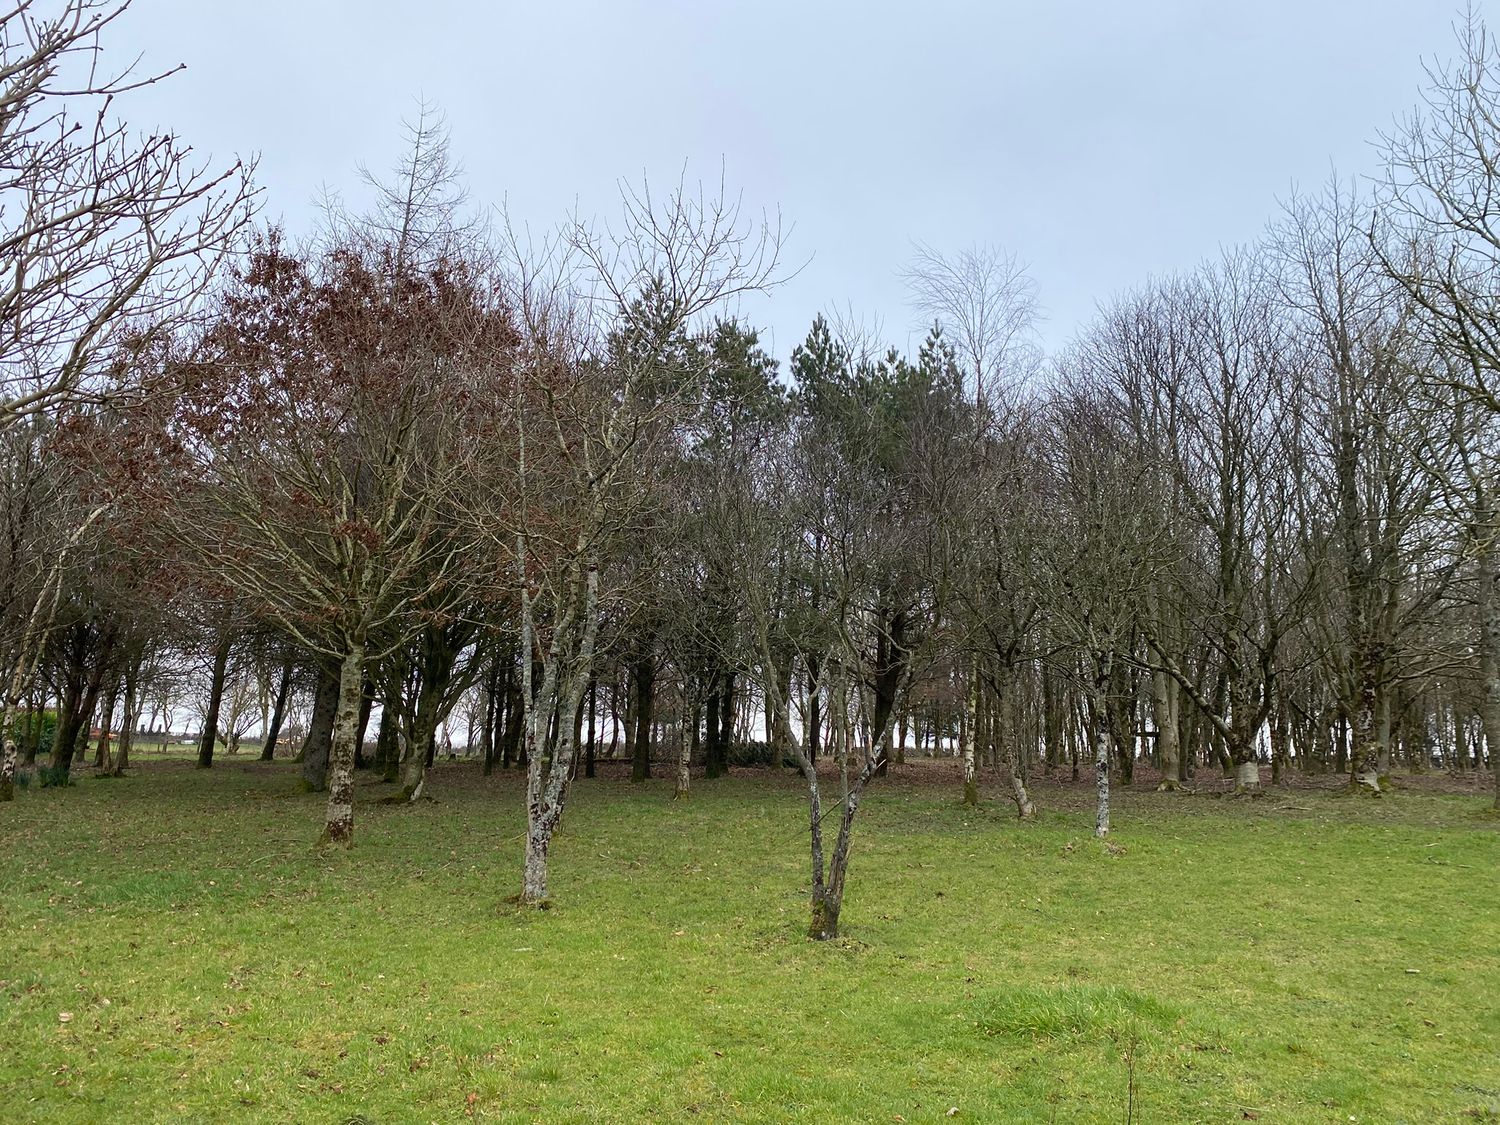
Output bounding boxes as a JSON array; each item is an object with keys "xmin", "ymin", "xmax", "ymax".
[
  {"xmin": 961, "ymin": 671, "xmax": 979, "ymax": 806},
  {"xmin": 1094, "ymin": 730, "xmax": 1110, "ymax": 838},
  {"xmin": 520, "ymin": 559, "xmax": 600, "ymax": 904}
]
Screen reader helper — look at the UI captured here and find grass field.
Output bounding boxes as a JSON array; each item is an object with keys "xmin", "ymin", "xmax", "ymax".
[{"xmin": 1, "ymin": 757, "xmax": 1497, "ymax": 1123}]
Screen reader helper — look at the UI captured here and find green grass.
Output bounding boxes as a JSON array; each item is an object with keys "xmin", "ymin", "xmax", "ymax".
[{"xmin": 1, "ymin": 758, "xmax": 1497, "ymax": 1123}]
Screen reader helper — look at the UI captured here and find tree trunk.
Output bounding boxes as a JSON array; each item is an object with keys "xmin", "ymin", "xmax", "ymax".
[
  {"xmin": 396, "ymin": 681, "xmax": 443, "ymax": 803},
  {"xmin": 519, "ymin": 562, "xmax": 601, "ymax": 904},
  {"xmin": 1476, "ymin": 524, "xmax": 1500, "ymax": 811},
  {"xmin": 0, "ymin": 703, "xmax": 22, "ymax": 801},
  {"xmin": 94, "ymin": 678, "xmax": 119, "ymax": 773},
  {"xmin": 111, "ymin": 659, "xmax": 139, "ymax": 777},
  {"xmin": 319, "ymin": 638, "xmax": 366, "ymax": 847},
  {"xmin": 585, "ymin": 673, "xmax": 597, "ymax": 778},
  {"xmin": 675, "ymin": 696, "xmax": 697, "ymax": 799},
  {"xmin": 1094, "ymin": 730, "xmax": 1110, "ymax": 838},
  {"xmin": 482, "ymin": 659, "xmax": 500, "ymax": 776},
  {"xmin": 1150, "ymin": 666, "xmax": 1181, "ymax": 792},
  {"xmin": 52, "ymin": 644, "xmax": 108, "ymax": 778},
  {"xmin": 374, "ymin": 700, "xmax": 399, "ymax": 782},
  {"xmin": 196, "ymin": 635, "xmax": 232, "ymax": 770},
  {"xmin": 961, "ymin": 671, "xmax": 979, "ymax": 806},
  {"xmin": 1348, "ymin": 643, "xmax": 1384, "ymax": 794},
  {"xmin": 630, "ymin": 658, "xmax": 654, "ymax": 782},
  {"xmin": 300, "ymin": 663, "xmax": 338, "ymax": 791},
  {"xmin": 259, "ymin": 658, "xmax": 293, "ymax": 761},
  {"xmin": 353, "ymin": 679, "xmax": 374, "ymax": 769}
]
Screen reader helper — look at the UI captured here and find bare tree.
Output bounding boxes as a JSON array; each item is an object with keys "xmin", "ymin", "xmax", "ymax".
[
  {"xmin": 902, "ymin": 242, "xmax": 1041, "ymax": 411},
  {"xmin": 1379, "ymin": 9, "xmax": 1500, "ymax": 806},
  {"xmin": 0, "ymin": 0, "xmax": 255, "ymax": 429},
  {"xmin": 472, "ymin": 172, "xmax": 783, "ymax": 905}
]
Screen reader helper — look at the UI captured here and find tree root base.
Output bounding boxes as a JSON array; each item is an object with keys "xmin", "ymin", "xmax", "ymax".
[
  {"xmin": 1345, "ymin": 773, "xmax": 1385, "ymax": 797},
  {"xmin": 503, "ymin": 894, "xmax": 553, "ymax": 910}
]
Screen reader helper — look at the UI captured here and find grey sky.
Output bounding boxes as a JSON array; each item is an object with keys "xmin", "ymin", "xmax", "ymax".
[{"xmin": 115, "ymin": 0, "xmax": 1467, "ymax": 361}]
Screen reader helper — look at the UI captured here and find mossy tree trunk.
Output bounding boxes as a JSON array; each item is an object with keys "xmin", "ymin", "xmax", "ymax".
[
  {"xmin": 300, "ymin": 663, "xmax": 338, "ymax": 791},
  {"xmin": 520, "ymin": 560, "xmax": 601, "ymax": 905},
  {"xmin": 1476, "ymin": 522, "xmax": 1500, "ymax": 811},
  {"xmin": 320, "ymin": 636, "xmax": 367, "ymax": 847}
]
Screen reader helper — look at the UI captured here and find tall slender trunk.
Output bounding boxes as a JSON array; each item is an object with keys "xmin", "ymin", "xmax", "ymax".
[
  {"xmin": 629, "ymin": 657, "xmax": 654, "ymax": 782},
  {"xmin": 482, "ymin": 658, "xmax": 500, "ymax": 776},
  {"xmin": 320, "ymin": 637, "xmax": 367, "ymax": 847},
  {"xmin": 353, "ymin": 680, "xmax": 374, "ymax": 769},
  {"xmin": 1150, "ymin": 665, "xmax": 1181, "ymax": 792},
  {"xmin": 806, "ymin": 655, "xmax": 822, "ymax": 760},
  {"xmin": 675, "ymin": 695, "xmax": 697, "ymax": 799},
  {"xmin": 961, "ymin": 671, "xmax": 979, "ymax": 806},
  {"xmin": 1476, "ymin": 522, "xmax": 1500, "ymax": 811},
  {"xmin": 259, "ymin": 658, "xmax": 294, "ymax": 761},
  {"xmin": 704, "ymin": 679, "xmax": 723, "ymax": 779},
  {"xmin": 94, "ymin": 678, "xmax": 119, "ymax": 773},
  {"xmin": 110, "ymin": 657, "xmax": 140, "ymax": 778},
  {"xmin": 1270, "ymin": 698, "xmax": 1290, "ymax": 787},
  {"xmin": 374, "ymin": 698, "xmax": 399, "ymax": 781},
  {"xmin": 197, "ymin": 635, "xmax": 232, "ymax": 770},
  {"xmin": 584, "ymin": 674, "xmax": 597, "ymax": 778},
  {"xmin": 1095, "ymin": 729, "xmax": 1110, "ymax": 838}
]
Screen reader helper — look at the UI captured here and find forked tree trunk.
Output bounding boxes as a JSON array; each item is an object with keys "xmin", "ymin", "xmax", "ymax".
[
  {"xmin": 53, "ymin": 652, "xmax": 107, "ymax": 777},
  {"xmin": 94, "ymin": 679, "xmax": 119, "ymax": 773},
  {"xmin": 395, "ymin": 681, "xmax": 443, "ymax": 803},
  {"xmin": 998, "ymin": 677, "xmax": 1035, "ymax": 818},
  {"xmin": 320, "ymin": 638, "xmax": 367, "ymax": 847},
  {"xmin": 112, "ymin": 665, "xmax": 137, "ymax": 778},
  {"xmin": 805, "ymin": 673, "xmax": 897, "ymax": 941}
]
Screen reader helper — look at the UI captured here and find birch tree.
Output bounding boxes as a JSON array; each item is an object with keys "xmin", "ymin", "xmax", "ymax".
[{"xmin": 470, "ymin": 176, "xmax": 782, "ymax": 905}]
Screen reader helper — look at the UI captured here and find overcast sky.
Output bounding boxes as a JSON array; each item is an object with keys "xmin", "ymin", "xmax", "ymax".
[{"xmin": 111, "ymin": 0, "xmax": 1470, "ymax": 362}]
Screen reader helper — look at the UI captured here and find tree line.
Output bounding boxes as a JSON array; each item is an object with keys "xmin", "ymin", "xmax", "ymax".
[{"xmin": 3, "ymin": 2, "xmax": 1500, "ymax": 939}]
